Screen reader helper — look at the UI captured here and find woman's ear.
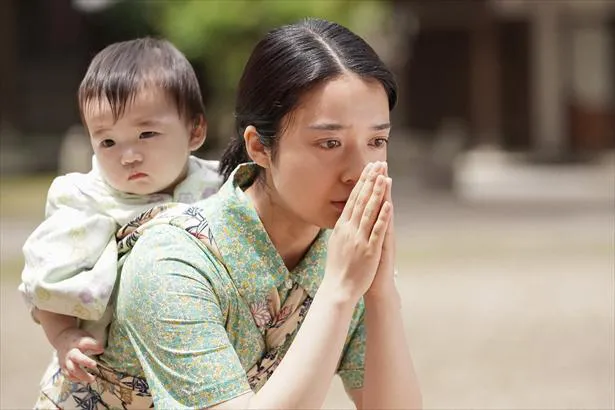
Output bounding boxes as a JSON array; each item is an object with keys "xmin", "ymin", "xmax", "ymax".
[
  {"xmin": 188, "ymin": 115, "xmax": 207, "ymax": 151},
  {"xmin": 243, "ymin": 125, "xmax": 271, "ymax": 168}
]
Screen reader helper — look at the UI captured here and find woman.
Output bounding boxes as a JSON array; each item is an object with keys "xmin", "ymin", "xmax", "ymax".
[{"xmin": 38, "ymin": 18, "xmax": 421, "ymax": 409}]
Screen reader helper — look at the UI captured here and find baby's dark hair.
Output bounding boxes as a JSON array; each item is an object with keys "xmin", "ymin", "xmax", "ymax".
[
  {"xmin": 219, "ymin": 18, "xmax": 397, "ymax": 183},
  {"xmin": 78, "ymin": 37, "xmax": 205, "ymax": 124}
]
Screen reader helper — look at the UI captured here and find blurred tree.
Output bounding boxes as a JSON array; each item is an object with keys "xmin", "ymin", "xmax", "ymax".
[{"xmin": 143, "ymin": 0, "xmax": 393, "ymax": 148}]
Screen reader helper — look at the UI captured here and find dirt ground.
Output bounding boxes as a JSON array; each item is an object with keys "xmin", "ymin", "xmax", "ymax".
[{"xmin": 1, "ymin": 187, "xmax": 613, "ymax": 409}]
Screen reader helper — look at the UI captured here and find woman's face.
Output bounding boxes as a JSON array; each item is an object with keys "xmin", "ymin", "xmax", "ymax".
[{"xmin": 265, "ymin": 74, "xmax": 391, "ymax": 229}]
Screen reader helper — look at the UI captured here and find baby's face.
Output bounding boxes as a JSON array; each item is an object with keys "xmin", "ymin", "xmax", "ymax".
[{"xmin": 83, "ymin": 87, "xmax": 204, "ymax": 195}]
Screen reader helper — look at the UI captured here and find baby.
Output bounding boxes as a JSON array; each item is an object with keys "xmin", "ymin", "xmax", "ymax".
[{"xmin": 19, "ymin": 37, "xmax": 221, "ymax": 383}]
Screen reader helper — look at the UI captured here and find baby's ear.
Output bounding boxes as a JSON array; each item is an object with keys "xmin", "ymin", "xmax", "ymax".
[
  {"xmin": 189, "ymin": 115, "xmax": 207, "ymax": 151},
  {"xmin": 243, "ymin": 126, "xmax": 271, "ymax": 169}
]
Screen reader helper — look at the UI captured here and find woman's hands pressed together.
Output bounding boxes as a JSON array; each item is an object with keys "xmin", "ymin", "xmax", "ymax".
[
  {"xmin": 366, "ymin": 162, "xmax": 398, "ymax": 301},
  {"xmin": 323, "ymin": 161, "xmax": 393, "ymax": 304}
]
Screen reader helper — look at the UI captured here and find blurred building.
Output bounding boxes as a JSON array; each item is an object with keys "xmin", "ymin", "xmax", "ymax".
[
  {"xmin": 1, "ymin": 0, "xmax": 614, "ymax": 175},
  {"xmin": 1, "ymin": 0, "xmax": 86, "ymax": 171},
  {"xmin": 397, "ymin": 0, "xmax": 614, "ymax": 158},
  {"xmin": 0, "ymin": 0, "xmax": 152, "ymax": 173}
]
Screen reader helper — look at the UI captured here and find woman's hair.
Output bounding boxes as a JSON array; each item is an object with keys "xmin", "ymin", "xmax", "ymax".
[
  {"xmin": 219, "ymin": 18, "xmax": 397, "ymax": 182},
  {"xmin": 78, "ymin": 37, "xmax": 205, "ymax": 124}
]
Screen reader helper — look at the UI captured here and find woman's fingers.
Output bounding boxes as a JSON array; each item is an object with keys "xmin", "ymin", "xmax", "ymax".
[
  {"xmin": 358, "ymin": 174, "xmax": 387, "ymax": 237},
  {"xmin": 370, "ymin": 177, "xmax": 392, "ymax": 247},
  {"xmin": 380, "ymin": 178, "xmax": 394, "ymax": 255},
  {"xmin": 339, "ymin": 163, "xmax": 372, "ymax": 222},
  {"xmin": 350, "ymin": 162, "xmax": 385, "ymax": 225},
  {"xmin": 384, "ymin": 177, "xmax": 394, "ymax": 238},
  {"xmin": 369, "ymin": 199, "xmax": 392, "ymax": 250},
  {"xmin": 325, "ymin": 163, "xmax": 391, "ymax": 302}
]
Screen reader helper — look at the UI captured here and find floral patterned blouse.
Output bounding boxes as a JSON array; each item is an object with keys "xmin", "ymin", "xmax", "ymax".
[{"xmin": 100, "ymin": 163, "xmax": 366, "ymax": 409}]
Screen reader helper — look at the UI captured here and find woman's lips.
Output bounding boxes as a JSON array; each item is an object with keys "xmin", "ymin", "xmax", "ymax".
[{"xmin": 331, "ymin": 201, "xmax": 347, "ymax": 211}]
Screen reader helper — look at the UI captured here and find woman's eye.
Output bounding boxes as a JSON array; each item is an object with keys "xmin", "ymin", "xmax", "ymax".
[
  {"xmin": 100, "ymin": 139, "xmax": 115, "ymax": 148},
  {"xmin": 372, "ymin": 138, "xmax": 389, "ymax": 148},
  {"xmin": 140, "ymin": 131, "xmax": 158, "ymax": 139},
  {"xmin": 319, "ymin": 140, "xmax": 341, "ymax": 150}
]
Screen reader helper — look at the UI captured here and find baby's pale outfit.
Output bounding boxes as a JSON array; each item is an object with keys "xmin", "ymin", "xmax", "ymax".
[{"xmin": 19, "ymin": 155, "xmax": 221, "ymax": 342}]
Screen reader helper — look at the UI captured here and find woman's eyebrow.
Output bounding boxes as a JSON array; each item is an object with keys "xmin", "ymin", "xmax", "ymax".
[
  {"xmin": 372, "ymin": 123, "xmax": 391, "ymax": 131},
  {"xmin": 308, "ymin": 122, "xmax": 391, "ymax": 131},
  {"xmin": 308, "ymin": 123, "xmax": 346, "ymax": 131}
]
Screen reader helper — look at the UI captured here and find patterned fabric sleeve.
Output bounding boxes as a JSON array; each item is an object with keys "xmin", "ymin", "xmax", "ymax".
[
  {"xmin": 115, "ymin": 224, "xmax": 252, "ymax": 409},
  {"xmin": 19, "ymin": 175, "xmax": 118, "ymax": 321},
  {"xmin": 337, "ymin": 301, "xmax": 366, "ymax": 391}
]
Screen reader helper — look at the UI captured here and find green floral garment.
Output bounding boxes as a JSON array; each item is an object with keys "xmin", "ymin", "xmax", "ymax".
[{"xmin": 101, "ymin": 163, "xmax": 366, "ymax": 409}]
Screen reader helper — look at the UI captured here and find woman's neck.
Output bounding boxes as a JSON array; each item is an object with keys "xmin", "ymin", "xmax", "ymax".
[{"xmin": 245, "ymin": 182, "xmax": 320, "ymax": 271}]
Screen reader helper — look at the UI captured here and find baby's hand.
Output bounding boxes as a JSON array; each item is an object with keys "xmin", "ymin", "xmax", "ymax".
[{"xmin": 53, "ymin": 327, "xmax": 104, "ymax": 383}]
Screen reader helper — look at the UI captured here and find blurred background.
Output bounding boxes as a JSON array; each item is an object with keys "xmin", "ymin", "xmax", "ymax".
[{"xmin": 1, "ymin": 0, "xmax": 613, "ymax": 409}]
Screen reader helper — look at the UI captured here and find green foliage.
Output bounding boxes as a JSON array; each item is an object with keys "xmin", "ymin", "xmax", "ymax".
[
  {"xmin": 144, "ymin": 0, "xmax": 391, "ymax": 142},
  {"xmin": 150, "ymin": 0, "xmax": 387, "ymax": 92}
]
